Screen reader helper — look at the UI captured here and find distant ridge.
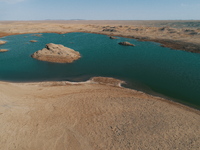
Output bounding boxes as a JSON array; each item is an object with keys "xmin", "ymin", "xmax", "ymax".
[{"xmin": 44, "ymin": 19, "xmax": 86, "ymax": 21}]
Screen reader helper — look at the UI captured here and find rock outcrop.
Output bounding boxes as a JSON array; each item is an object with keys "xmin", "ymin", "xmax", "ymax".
[
  {"xmin": 109, "ymin": 36, "xmax": 118, "ymax": 39},
  {"xmin": 118, "ymin": 42, "xmax": 135, "ymax": 46},
  {"xmin": 0, "ymin": 49, "xmax": 8, "ymax": 52},
  {"xmin": 31, "ymin": 43, "xmax": 81, "ymax": 63},
  {"xmin": 0, "ymin": 41, "xmax": 7, "ymax": 45},
  {"xmin": 30, "ymin": 40, "xmax": 37, "ymax": 43},
  {"xmin": 102, "ymin": 29, "xmax": 117, "ymax": 32}
]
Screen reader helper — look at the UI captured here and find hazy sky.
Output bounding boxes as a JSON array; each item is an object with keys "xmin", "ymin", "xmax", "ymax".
[{"xmin": 0, "ymin": 0, "xmax": 200, "ymax": 20}]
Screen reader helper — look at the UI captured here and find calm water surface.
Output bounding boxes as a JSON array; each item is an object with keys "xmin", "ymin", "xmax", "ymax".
[{"xmin": 0, "ymin": 32, "xmax": 200, "ymax": 109}]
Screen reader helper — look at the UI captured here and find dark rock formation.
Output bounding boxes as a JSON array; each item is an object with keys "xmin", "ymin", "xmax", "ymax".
[{"xmin": 102, "ymin": 29, "xmax": 117, "ymax": 32}]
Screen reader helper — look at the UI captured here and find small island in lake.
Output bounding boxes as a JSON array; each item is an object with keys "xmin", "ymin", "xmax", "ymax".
[
  {"xmin": 0, "ymin": 49, "xmax": 9, "ymax": 52},
  {"xmin": 118, "ymin": 41, "xmax": 135, "ymax": 46},
  {"xmin": 31, "ymin": 43, "xmax": 81, "ymax": 63},
  {"xmin": 0, "ymin": 41, "xmax": 7, "ymax": 45},
  {"xmin": 109, "ymin": 36, "xmax": 118, "ymax": 39},
  {"xmin": 30, "ymin": 40, "xmax": 37, "ymax": 43}
]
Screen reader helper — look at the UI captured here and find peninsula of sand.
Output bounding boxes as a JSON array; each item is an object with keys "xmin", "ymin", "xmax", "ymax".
[
  {"xmin": 0, "ymin": 40, "xmax": 7, "ymax": 45},
  {"xmin": 31, "ymin": 43, "xmax": 81, "ymax": 63},
  {"xmin": 0, "ymin": 40, "xmax": 8, "ymax": 52},
  {"xmin": 0, "ymin": 20, "xmax": 199, "ymax": 150}
]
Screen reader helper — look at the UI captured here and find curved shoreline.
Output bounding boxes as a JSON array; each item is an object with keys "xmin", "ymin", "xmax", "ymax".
[
  {"xmin": 0, "ymin": 76, "xmax": 199, "ymax": 113},
  {"xmin": 82, "ymin": 31, "xmax": 200, "ymax": 53},
  {"xmin": 0, "ymin": 21, "xmax": 200, "ymax": 109},
  {"xmin": 0, "ymin": 79, "xmax": 199, "ymax": 149},
  {"xmin": 0, "ymin": 20, "xmax": 200, "ymax": 53},
  {"xmin": 1, "ymin": 31, "xmax": 200, "ymax": 53},
  {"xmin": 1, "ymin": 21, "xmax": 200, "ymax": 150},
  {"xmin": 1, "ymin": 30, "xmax": 200, "ymax": 110}
]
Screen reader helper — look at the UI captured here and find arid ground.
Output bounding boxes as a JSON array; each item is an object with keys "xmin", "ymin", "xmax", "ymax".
[
  {"xmin": 0, "ymin": 20, "xmax": 200, "ymax": 150},
  {"xmin": 1, "ymin": 20, "xmax": 200, "ymax": 52}
]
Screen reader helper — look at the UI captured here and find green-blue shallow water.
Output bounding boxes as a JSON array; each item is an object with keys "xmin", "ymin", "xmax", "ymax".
[{"xmin": 0, "ymin": 32, "xmax": 200, "ymax": 109}]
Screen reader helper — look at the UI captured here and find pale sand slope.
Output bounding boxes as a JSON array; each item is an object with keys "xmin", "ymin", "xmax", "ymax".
[{"xmin": 0, "ymin": 80, "xmax": 199, "ymax": 150}]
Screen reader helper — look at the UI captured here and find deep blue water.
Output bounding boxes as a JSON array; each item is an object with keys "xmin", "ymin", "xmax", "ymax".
[{"xmin": 0, "ymin": 32, "xmax": 200, "ymax": 109}]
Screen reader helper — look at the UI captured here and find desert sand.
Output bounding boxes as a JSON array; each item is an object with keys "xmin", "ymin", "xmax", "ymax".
[
  {"xmin": 0, "ymin": 78, "xmax": 199, "ymax": 150},
  {"xmin": 0, "ymin": 20, "xmax": 200, "ymax": 52},
  {"xmin": 0, "ymin": 20, "xmax": 200, "ymax": 150}
]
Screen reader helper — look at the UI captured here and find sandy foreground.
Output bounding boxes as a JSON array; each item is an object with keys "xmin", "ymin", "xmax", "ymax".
[
  {"xmin": 0, "ymin": 79, "xmax": 199, "ymax": 150},
  {"xmin": 0, "ymin": 20, "xmax": 200, "ymax": 149}
]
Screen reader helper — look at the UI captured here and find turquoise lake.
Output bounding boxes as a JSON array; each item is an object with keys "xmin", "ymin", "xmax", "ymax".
[{"xmin": 0, "ymin": 32, "xmax": 200, "ymax": 109}]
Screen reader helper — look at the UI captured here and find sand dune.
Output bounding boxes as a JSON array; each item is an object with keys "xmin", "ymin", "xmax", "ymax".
[{"xmin": 0, "ymin": 79, "xmax": 199, "ymax": 150}]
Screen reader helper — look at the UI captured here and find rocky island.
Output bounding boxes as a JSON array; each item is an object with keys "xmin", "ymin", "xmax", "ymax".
[
  {"xmin": 31, "ymin": 43, "xmax": 81, "ymax": 63},
  {"xmin": 118, "ymin": 41, "xmax": 135, "ymax": 46},
  {"xmin": 30, "ymin": 40, "xmax": 37, "ymax": 43},
  {"xmin": 0, "ymin": 41, "xmax": 7, "ymax": 45},
  {"xmin": 109, "ymin": 36, "xmax": 118, "ymax": 39},
  {"xmin": 0, "ymin": 49, "xmax": 8, "ymax": 52}
]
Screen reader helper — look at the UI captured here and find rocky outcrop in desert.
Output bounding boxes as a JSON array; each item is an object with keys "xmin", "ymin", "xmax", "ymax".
[{"xmin": 31, "ymin": 43, "xmax": 81, "ymax": 63}]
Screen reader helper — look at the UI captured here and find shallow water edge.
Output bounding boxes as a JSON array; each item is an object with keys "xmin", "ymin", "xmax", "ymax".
[
  {"xmin": 1, "ymin": 76, "xmax": 199, "ymax": 113},
  {"xmin": 1, "ymin": 30, "xmax": 200, "ymax": 53},
  {"xmin": 1, "ymin": 32, "xmax": 200, "ymax": 110}
]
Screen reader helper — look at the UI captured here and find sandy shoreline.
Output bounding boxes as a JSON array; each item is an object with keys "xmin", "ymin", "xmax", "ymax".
[
  {"xmin": 0, "ymin": 20, "xmax": 200, "ymax": 149},
  {"xmin": 0, "ymin": 20, "xmax": 200, "ymax": 52}
]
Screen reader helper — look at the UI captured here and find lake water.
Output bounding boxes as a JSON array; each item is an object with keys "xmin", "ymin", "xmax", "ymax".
[{"xmin": 0, "ymin": 32, "xmax": 200, "ymax": 109}]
